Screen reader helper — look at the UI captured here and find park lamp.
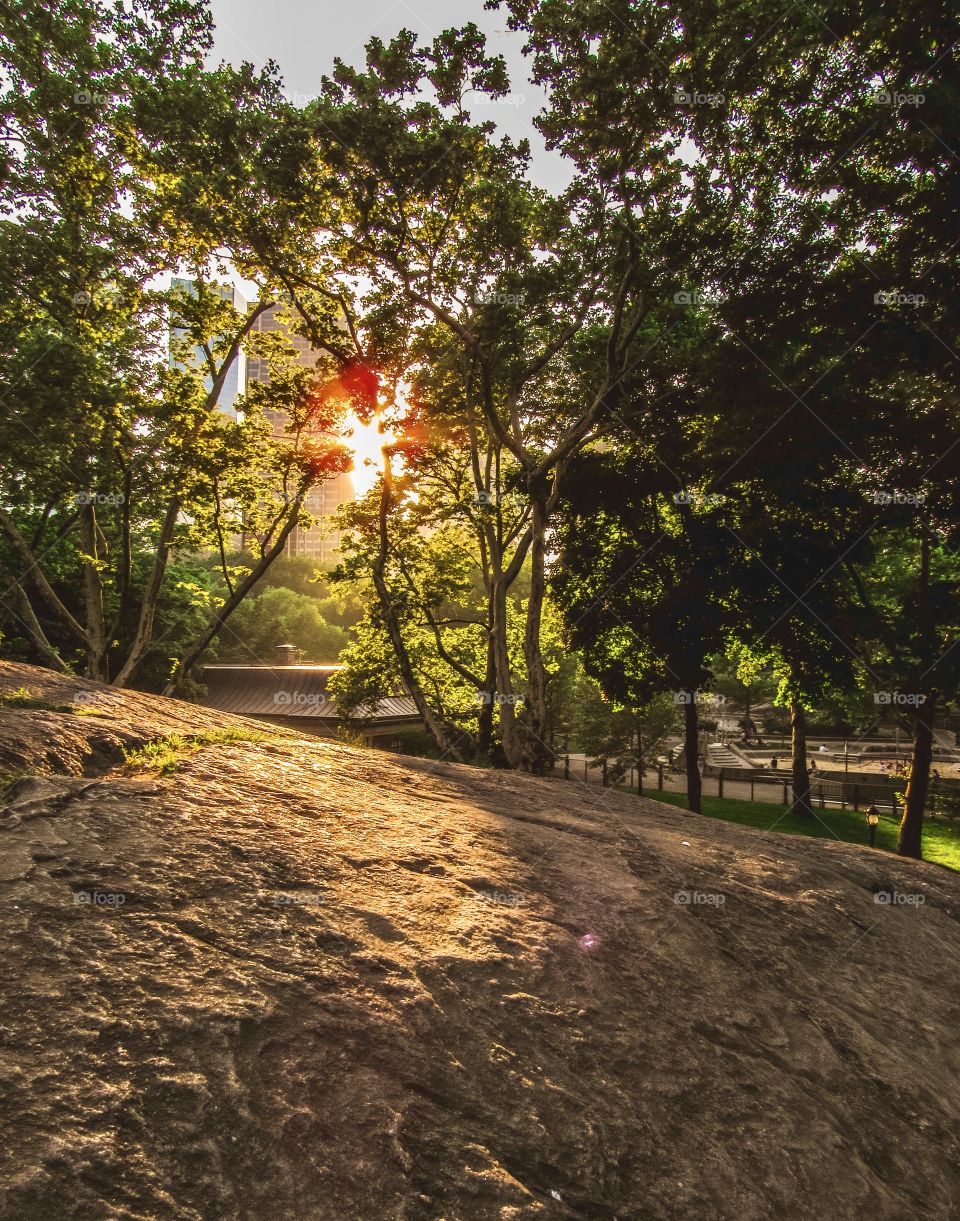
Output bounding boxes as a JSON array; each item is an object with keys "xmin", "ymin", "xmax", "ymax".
[{"xmin": 866, "ymin": 804, "xmax": 881, "ymax": 847}]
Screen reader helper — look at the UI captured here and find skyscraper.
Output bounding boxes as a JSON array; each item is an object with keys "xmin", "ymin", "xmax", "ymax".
[
  {"xmin": 169, "ymin": 278, "xmax": 248, "ymax": 419},
  {"xmin": 245, "ymin": 302, "xmax": 353, "ymax": 567}
]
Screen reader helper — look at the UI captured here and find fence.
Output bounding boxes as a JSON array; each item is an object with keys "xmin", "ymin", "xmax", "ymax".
[{"xmin": 566, "ymin": 756, "xmax": 958, "ymax": 817}]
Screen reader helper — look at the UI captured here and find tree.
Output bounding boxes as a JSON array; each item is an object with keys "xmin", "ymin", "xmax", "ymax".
[
  {"xmin": 0, "ymin": 1, "xmax": 354, "ymax": 688},
  {"xmin": 553, "ymin": 450, "xmax": 737, "ymax": 813},
  {"xmin": 209, "ymin": 586, "xmax": 346, "ymax": 664},
  {"xmin": 273, "ymin": 28, "xmax": 685, "ymax": 770}
]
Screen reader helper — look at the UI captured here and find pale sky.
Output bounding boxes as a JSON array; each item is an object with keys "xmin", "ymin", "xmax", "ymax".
[{"xmin": 208, "ymin": 0, "xmax": 569, "ymax": 191}]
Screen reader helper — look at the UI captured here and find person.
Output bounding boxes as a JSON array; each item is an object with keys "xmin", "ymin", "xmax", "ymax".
[
  {"xmin": 810, "ymin": 758, "xmax": 817, "ymax": 772},
  {"xmin": 770, "ymin": 756, "xmax": 778, "ymax": 769},
  {"xmin": 819, "ymin": 744, "xmax": 828, "ymax": 752}
]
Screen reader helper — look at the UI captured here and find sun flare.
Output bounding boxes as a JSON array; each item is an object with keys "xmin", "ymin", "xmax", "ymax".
[{"xmin": 342, "ymin": 410, "xmax": 387, "ymax": 498}]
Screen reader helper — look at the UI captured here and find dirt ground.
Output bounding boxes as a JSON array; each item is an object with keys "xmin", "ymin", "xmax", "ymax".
[{"xmin": 2, "ymin": 660, "xmax": 960, "ymax": 1220}]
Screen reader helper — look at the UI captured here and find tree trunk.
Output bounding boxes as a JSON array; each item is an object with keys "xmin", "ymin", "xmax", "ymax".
[
  {"xmin": 520, "ymin": 493, "xmax": 551, "ymax": 773},
  {"xmin": 790, "ymin": 702, "xmax": 814, "ymax": 817},
  {"xmin": 684, "ymin": 699, "xmax": 702, "ymax": 813},
  {"xmin": 113, "ymin": 498, "xmax": 180, "ymax": 687},
  {"xmin": 636, "ymin": 718, "xmax": 643, "ymax": 795},
  {"xmin": 355, "ymin": 453, "xmax": 466, "ymax": 763},
  {"xmin": 0, "ymin": 507, "xmax": 86, "ymax": 647},
  {"xmin": 78, "ymin": 501, "xmax": 108, "ymax": 680},
  {"xmin": 10, "ymin": 585, "xmax": 70, "ymax": 673},
  {"xmin": 164, "ymin": 503, "xmax": 303, "ymax": 695},
  {"xmin": 476, "ymin": 615, "xmax": 496, "ymax": 757},
  {"xmin": 490, "ymin": 574, "xmax": 522, "ymax": 766},
  {"xmin": 899, "ymin": 692, "xmax": 936, "ymax": 859},
  {"xmin": 369, "ymin": 563, "xmax": 467, "ymax": 763}
]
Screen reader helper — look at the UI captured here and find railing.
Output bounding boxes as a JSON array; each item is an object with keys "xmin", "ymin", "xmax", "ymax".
[{"xmin": 568, "ymin": 758, "xmax": 957, "ymax": 817}]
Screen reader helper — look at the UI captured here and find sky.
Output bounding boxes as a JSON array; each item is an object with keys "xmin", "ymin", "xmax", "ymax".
[
  {"xmin": 208, "ymin": 0, "xmax": 569, "ymax": 192},
  {"xmin": 207, "ymin": 0, "xmax": 570, "ymax": 493}
]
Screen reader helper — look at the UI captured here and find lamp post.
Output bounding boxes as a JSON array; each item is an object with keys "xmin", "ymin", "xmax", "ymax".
[{"xmin": 866, "ymin": 804, "xmax": 880, "ymax": 849}]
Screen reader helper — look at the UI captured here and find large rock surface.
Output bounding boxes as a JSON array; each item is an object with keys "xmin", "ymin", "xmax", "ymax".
[{"xmin": 1, "ymin": 660, "xmax": 959, "ymax": 1220}]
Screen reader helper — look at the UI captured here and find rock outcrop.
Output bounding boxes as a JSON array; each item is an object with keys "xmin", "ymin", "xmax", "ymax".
[{"xmin": 1, "ymin": 661, "xmax": 959, "ymax": 1219}]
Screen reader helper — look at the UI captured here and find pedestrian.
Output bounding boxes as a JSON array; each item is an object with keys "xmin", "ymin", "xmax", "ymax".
[{"xmin": 770, "ymin": 756, "xmax": 778, "ymax": 769}]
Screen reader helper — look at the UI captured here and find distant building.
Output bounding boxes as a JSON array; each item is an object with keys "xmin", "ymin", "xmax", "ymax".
[
  {"xmin": 201, "ymin": 653, "xmax": 420, "ymax": 748},
  {"xmin": 245, "ymin": 301, "xmax": 353, "ymax": 566},
  {"xmin": 169, "ymin": 278, "xmax": 248, "ymax": 419}
]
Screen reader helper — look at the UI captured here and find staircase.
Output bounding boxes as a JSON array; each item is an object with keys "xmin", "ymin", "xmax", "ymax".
[{"xmin": 707, "ymin": 741, "xmax": 757, "ymax": 769}]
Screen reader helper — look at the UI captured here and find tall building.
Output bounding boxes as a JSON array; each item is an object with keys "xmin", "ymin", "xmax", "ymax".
[
  {"xmin": 169, "ymin": 278, "xmax": 248, "ymax": 419},
  {"xmin": 245, "ymin": 302, "xmax": 354, "ymax": 566}
]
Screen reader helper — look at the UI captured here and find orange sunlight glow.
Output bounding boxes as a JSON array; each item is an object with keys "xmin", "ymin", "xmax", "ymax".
[{"xmin": 342, "ymin": 410, "xmax": 388, "ymax": 498}]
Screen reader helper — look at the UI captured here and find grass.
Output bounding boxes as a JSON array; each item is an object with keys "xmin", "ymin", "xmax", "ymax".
[
  {"xmin": 0, "ymin": 687, "xmax": 65, "ymax": 712},
  {"xmin": 0, "ymin": 687, "xmax": 111, "ymax": 716},
  {"xmin": 650, "ymin": 789, "xmax": 960, "ymax": 873},
  {"xmin": 123, "ymin": 727, "xmax": 275, "ymax": 775}
]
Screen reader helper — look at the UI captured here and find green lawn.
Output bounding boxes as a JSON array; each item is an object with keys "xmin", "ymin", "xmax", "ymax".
[{"xmin": 649, "ymin": 790, "xmax": 960, "ymax": 873}]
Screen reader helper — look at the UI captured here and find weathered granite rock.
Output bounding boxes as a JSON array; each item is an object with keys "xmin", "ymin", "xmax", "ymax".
[{"xmin": 1, "ymin": 661, "xmax": 959, "ymax": 1219}]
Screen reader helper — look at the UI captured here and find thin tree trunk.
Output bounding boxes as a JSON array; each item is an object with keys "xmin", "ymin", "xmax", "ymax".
[
  {"xmin": 790, "ymin": 702, "xmax": 814, "ymax": 817},
  {"xmin": 0, "ymin": 507, "xmax": 86, "ymax": 646},
  {"xmin": 636, "ymin": 718, "xmax": 643, "ymax": 795},
  {"xmin": 899, "ymin": 692, "xmax": 936, "ymax": 859},
  {"xmin": 369, "ymin": 564, "xmax": 467, "ymax": 762},
  {"xmin": 477, "ymin": 614, "xmax": 496, "ymax": 757},
  {"xmin": 359, "ymin": 454, "xmax": 465, "ymax": 762},
  {"xmin": 78, "ymin": 501, "xmax": 108, "ymax": 680},
  {"xmin": 900, "ymin": 524, "xmax": 935, "ymax": 859},
  {"xmin": 520, "ymin": 493, "xmax": 550, "ymax": 773},
  {"xmin": 117, "ymin": 300, "xmax": 272, "ymax": 687},
  {"xmin": 163, "ymin": 504, "xmax": 303, "ymax": 695},
  {"xmin": 113, "ymin": 499, "xmax": 180, "ymax": 687},
  {"xmin": 11, "ymin": 585, "xmax": 70, "ymax": 672},
  {"xmin": 684, "ymin": 699, "xmax": 702, "ymax": 813},
  {"xmin": 491, "ymin": 574, "xmax": 522, "ymax": 765}
]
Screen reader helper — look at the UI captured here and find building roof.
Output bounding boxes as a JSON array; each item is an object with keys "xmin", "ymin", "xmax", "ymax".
[{"xmin": 200, "ymin": 665, "xmax": 420, "ymax": 723}]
